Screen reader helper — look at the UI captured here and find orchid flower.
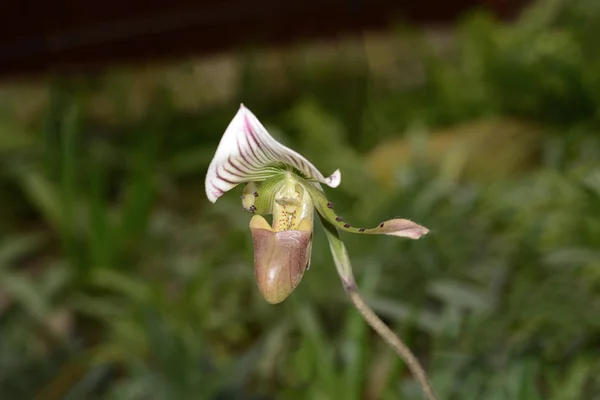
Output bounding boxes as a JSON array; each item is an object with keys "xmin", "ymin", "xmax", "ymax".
[{"xmin": 205, "ymin": 104, "xmax": 438, "ymax": 400}]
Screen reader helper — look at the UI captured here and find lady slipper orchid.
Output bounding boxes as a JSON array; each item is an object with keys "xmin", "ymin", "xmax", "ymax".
[{"xmin": 205, "ymin": 105, "xmax": 438, "ymax": 400}]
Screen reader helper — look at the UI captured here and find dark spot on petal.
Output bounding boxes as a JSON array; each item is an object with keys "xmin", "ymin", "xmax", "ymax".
[
  {"xmin": 359, "ymin": 228, "xmax": 365, "ymax": 232},
  {"xmin": 327, "ymin": 202, "xmax": 334, "ymax": 208},
  {"xmin": 253, "ymin": 192, "xmax": 259, "ymax": 197},
  {"xmin": 343, "ymin": 223, "xmax": 350, "ymax": 228},
  {"xmin": 249, "ymin": 205, "xmax": 256, "ymax": 212},
  {"xmin": 335, "ymin": 216, "xmax": 343, "ymax": 222},
  {"xmin": 379, "ymin": 223, "xmax": 384, "ymax": 228}
]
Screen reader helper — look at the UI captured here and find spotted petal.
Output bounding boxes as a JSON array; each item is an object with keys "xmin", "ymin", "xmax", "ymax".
[
  {"xmin": 205, "ymin": 104, "xmax": 341, "ymax": 203},
  {"xmin": 301, "ymin": 178, "xmax": 429, "ymax": 240}
]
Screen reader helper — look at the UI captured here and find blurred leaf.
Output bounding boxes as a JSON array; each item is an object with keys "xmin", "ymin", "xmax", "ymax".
[
  {"xmin": 0, "ymin": 272, "xmax": 49, "ymax": 318},
  {"xmin": 427, "ymin": 279, "xmax": 494, "ymax": 313},
  {"xmin": 0, "ymin": 233, "xmax": 46, "ymax": 267}
]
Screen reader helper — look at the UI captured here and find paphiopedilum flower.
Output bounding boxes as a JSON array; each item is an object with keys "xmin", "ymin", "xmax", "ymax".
[{"xmin": 205, "ymin": 105, "xmax": 438, "ymax": 400}]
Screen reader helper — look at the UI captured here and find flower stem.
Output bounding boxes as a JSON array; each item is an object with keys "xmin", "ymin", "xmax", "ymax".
[
  {"xmin": 319, "ymin": 215, "xmax": 438, "ymax": 400},
  {"xmin": 345, "ymin": 285, "xmax": 438, "ymax": 400}
]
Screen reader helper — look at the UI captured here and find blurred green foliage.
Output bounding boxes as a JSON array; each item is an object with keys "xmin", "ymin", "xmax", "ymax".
[{"xmin": 1, "ymin": 0, "xmax": 600, "ymax": 399}]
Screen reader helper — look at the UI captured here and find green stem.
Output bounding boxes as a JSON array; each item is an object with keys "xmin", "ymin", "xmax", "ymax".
[{"xmin": 319, "ymin": 215, "xmax": 438, "ymax": 400}]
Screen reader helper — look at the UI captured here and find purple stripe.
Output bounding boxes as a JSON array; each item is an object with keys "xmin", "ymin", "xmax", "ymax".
[
  {"xmin": 240, "ymin": 115, "xmax": 264, "ymax": 166},
  {"xmin": 239, "ymin": 112, "xmax": 322, "ymax": 181},
  {"xmin": 216, "ymin": 171, "xmax": 235, "ymax": 185},
  {"xmin": 243, "ymin": 125, "xmax": 265, "ymax": 165},
  {"xmin": 284, "ymin": 153, "xmax": 302, "ymax": 171},
  {"xmin": 211, "ymin": 181, "xmax": 225, "ymax": 193},
  {"xmin": 235, "ymin": 136, "xmax": 261, "ymax": 169},
  {"xmin": 248, "ymin": 132, "xmax": 270, "ymax": 164},
  {"xmin": 228, "ymin": 156, "xmax": 251, "ymax": 174},
  {"xmin": 234, "ymin": 136, "xmax": 257, "ymax": 170},
  {"xmin": 223, "ymin": 163, "xmax": 245, "ymax": 178},
  {"xmin": 220, "ymin": 165, "xmax": 244, "ymax": 180},
  {"xmin": 299, "ymin": 159, "xmax": 312, "ymax": 176},
  {"xmin": 250, "ymin": 125, "xmax": 280, "ymax": 161},
  {"xmin": 247, "ymin": 126, "xmax": 271, "ymax": 164}
]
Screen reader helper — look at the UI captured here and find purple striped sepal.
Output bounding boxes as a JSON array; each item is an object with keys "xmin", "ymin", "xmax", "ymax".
[{"xmin": 205, "ymin": 104, "xmax": 341, "ymax": 203}]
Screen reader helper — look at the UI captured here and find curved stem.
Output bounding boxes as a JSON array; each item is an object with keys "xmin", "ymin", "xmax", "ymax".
[
  {"xmin": 319, "ymin": 215, "xmax": 438, "ymax": 400},
  {"xmin": 346, "ymin": 285, "xmax": 438, "ymax": 400}
]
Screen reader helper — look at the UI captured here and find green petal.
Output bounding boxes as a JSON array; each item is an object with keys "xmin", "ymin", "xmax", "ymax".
[
  {"xmin": 240, "ymin": 174, "xmax": 285, "ymax": 215},
  {"xmin": 241, "ymin": 173, "xmax": 315, "ymax": 225},
  {"xmin": 301, "ymin": 180, "xmax": 429, "ymax": 239}
]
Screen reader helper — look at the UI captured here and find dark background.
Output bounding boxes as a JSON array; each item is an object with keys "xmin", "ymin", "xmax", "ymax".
[{"xmin": 1, "ymin": 0, "xmax": 525, "ymax": 78}]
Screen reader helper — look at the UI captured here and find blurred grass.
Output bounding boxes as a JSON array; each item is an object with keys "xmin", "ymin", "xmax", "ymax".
[{"xmin": 1, "ymin": 0, "xmax": 600, "ymax": 399}]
